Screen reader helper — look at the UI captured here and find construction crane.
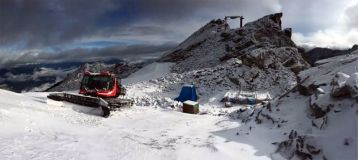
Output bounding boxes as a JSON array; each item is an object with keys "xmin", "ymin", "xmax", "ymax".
[{"xmin": 224, "ymin": 16, "xmax": 244, "ymax": 28}]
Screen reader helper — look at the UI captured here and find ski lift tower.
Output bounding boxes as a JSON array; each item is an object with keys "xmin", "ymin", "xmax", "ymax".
[{"xmin": 224, "ymin": 16, "xmax": 244, "ymax": 28}]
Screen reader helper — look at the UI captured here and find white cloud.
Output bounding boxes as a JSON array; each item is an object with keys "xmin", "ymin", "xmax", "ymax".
[
  {"xmin": 292, "ymin": 28, "xmax": 358, "ymax": 49},
  {"xmin": 289, "ymin": 1, "xmax": 358, "ymax": 48}
]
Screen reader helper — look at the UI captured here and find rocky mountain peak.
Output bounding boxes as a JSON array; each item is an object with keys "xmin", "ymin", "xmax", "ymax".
[{"xmin": 160, "ymin": 13, "xmax": 309, "ymax": 74}]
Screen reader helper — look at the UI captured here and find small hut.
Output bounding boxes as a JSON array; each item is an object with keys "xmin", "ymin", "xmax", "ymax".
[{"xmin": 183, "ymin": 100, "xmax": 199, "ymax": 114}]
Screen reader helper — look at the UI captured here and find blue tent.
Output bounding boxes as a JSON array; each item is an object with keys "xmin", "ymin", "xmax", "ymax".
[{"xmin": 175, "ymin": 85, "xmax": 198, "ymax": 102}]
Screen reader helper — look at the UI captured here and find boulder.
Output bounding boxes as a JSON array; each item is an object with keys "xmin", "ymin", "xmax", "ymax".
[
  {"xmin": 330, "ymin": 72, "xmax": 358, "ymax": 100},
  {"xmin": 346, "ymin": 73, "xmax": 358, "ymax": 100}
]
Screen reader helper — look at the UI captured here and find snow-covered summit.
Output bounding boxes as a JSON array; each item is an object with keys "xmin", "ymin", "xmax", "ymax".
[
  {"xmin": 128, "ymin": 13, "xmax": 309, "ymax": 101},
  {"xmin": 160, "ymin": 13, "xmax": 309, "ymax": 74}
]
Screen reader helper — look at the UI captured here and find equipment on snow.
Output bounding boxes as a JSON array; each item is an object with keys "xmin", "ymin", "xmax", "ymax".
[{"xmin": 47, "ymin": 71, "xmax": 133, "ymax": 117}]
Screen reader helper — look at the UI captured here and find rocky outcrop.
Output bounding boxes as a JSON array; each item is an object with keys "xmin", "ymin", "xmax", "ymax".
[
  {"xmin": 146, "ymin": 13, "xmax": 313, "ymax": 99},
  {"xmin": 273, "ymin": 130, "xmax": 323, "ymax": 160},
  {"xmin": 298, "ymin": 51, "xmax": 358, "ymax": 97},
  {"xmin": 331, "ymin": 72, "xmax": 358, "ymax": 100},
  {"xmin": 330, "ymin": 72, "xmax": 351, "ymax": 98},
  {"xmin": 160, "ymin": 13, "xmax": 310, "ymax": 74}
]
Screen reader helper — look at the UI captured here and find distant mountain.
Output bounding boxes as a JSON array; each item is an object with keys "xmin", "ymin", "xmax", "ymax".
[
  {"xmin": 0, "ymin": 59, "xmax": 124, "ymax": 92},
  {"xmin": 45, "ymin": 60, "xmax": 153, "ymax": 92},
  {"xmin": 302, "ymin": 44, "xmax": 358, "ymax": 65}
]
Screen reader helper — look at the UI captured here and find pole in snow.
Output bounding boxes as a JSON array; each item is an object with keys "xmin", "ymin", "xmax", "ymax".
[{"xmin": 240, "ymin": 16, "xmax": 244, "ymax": 28}]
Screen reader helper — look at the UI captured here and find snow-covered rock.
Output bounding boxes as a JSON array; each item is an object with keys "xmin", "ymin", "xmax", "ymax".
[
  {"xmin": 125, "ymin": 58, "xmax": 296, "ymax": 109},
  {"xmin": 331, "ymin": 72, "xmax": 351, "ymax": 97},
  {"xmin": 345, "ymin": 73, "xmax": 358, "ymax": 100},
  {"xmin": 161, "ymin": 13, "xmax": 309, "ymax": 74},
  {"xmin": 298, "ymin": 50, "xmax": 358, "ymax": 96},
  {"xmin": 128, "ymin": 13, "xmax": 310, "ymax": 106}
]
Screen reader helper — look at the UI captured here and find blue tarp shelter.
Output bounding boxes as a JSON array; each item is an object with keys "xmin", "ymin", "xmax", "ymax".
[{"xmin": 175, "ymin": 85, "xmax": 198, "ymax": 102}]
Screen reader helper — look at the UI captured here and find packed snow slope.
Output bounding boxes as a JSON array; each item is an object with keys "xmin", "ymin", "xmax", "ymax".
[
  {"xmin": 0, "ymin": 89, "xmax": 289, "ymax": 160},
  {"xmin": 122, "ymin": 62, "xmax": 174, "ymax": 85}
]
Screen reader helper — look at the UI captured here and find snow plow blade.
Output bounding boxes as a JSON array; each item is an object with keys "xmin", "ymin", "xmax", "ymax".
[{"xmin": 47, "ymin": 93, "xmax": 133, "ymax": 118}]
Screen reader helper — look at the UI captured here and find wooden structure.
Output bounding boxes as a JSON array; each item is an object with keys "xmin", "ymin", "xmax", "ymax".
[
  {"xmin": 224, "ymin": 16, "xmax": 244, "ymax": 28},
  {"xmin": 183, "ymin": 100, "xmax": 199, "ymax": 114}
]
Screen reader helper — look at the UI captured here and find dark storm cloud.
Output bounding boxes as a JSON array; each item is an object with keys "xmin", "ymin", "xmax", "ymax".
[
  {"xmin": 0, "ymin": 0, "xmax": 283, "ymax": 67},
  {"xmin": 97, "ymin": 0, "xmax": 281, "ymax": 35},
  {"xmin": 0, "ymin": 0, "xmax": 116, "ymax": 48},
  {"xmin": 0, "ymin": 43, "xmax": 176, "ymax": 68},
  {"xmin": 108, "ymin": 0, "xmax": 276, "ymax": 22},
  {"xmin": 2, "ymin": 0, "xmax": 356, "ymax": 66},
  {"xmin": 0, "ymin": 0, "xmax": 280, "ymax": 49}
]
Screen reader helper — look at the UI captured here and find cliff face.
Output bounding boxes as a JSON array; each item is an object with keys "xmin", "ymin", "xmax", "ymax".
[{"xmin": 160, "ymin": 13, "xmax": 310, "ymax": 74}]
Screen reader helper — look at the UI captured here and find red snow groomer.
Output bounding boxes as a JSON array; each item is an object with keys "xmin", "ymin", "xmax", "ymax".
[
  {"xmin": 79, "ymin": 71, "xmax": 126, "ymax": 97},
  {"xmin": 47, "ymin": 71, "xmax": 133, "ymax": 118}
]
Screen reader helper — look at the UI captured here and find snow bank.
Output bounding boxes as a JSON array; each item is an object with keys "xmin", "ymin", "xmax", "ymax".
[{"xmin": 122, "ymin": 62, "xmax": 173, "ymax": 85}]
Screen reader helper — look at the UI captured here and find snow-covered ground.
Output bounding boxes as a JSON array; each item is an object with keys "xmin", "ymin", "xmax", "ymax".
[
  {"xmin": 0, "ymin": 61, "xmax": 291, "ymax": 160},
  {"xmin": 0, "ymin": 89, "xmax": 287, "ymax": 160},
  {"xmin": 122, "ymin": 62, "xmax": 174, "ymax": 85},
  {"xmin": 0, "ymin": 59, "xmax": 357, "ymax": 159}
]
